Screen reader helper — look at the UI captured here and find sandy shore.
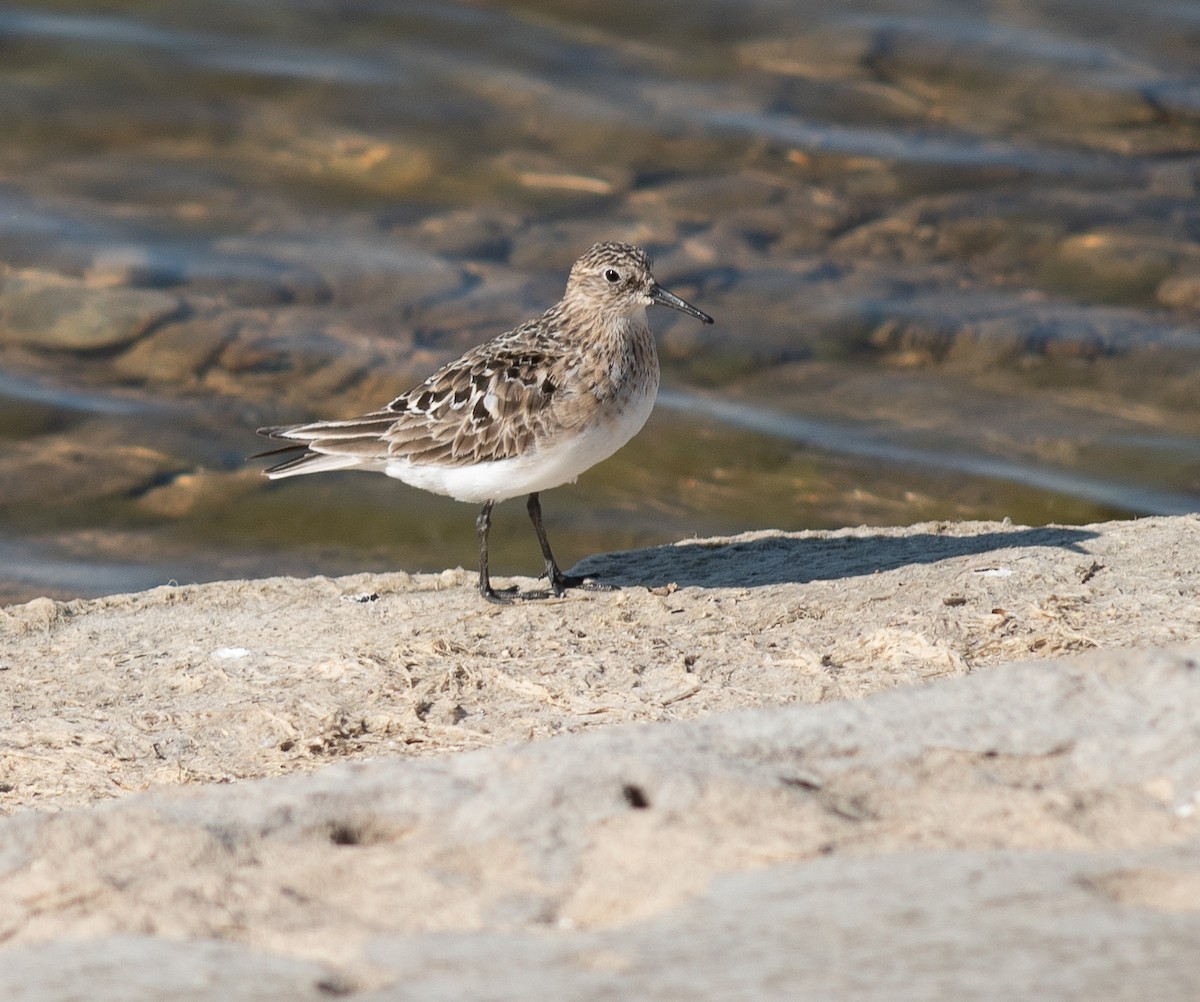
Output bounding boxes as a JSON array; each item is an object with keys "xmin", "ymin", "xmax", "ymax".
[{"xmin": 2, "ymin": 515, "xmax": 1200, "ymax": 999}]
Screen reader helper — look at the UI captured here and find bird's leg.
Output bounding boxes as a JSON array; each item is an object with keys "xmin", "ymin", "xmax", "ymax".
[
  {"xmin": 526, "ymin": 493, "xmax": 613, "ymax": 596},
  {"xmin": 477, "ymin": 501, "xmax": 518, "ymax": 604},
  {"xmin": 526, "ymin": 492, "xmax": 569, "ymax": 594}
]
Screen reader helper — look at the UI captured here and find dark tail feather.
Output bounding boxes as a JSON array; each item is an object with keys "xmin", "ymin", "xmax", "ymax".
[
  {"xmin": 262, "ymin": 450, "xmax": 322, "ymax": 477},
  {"xmin": 249, "ymin": 442, "xmax": 310, "ymax": 462},
  {"xmin": 256, "ymin": 424, "xmax": 298, "ymax": 439}
]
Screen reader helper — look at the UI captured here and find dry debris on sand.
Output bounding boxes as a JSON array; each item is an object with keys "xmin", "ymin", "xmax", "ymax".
[{"xmin": 2, "ymin": 516, "xmax": 1200, "ymax": 999}]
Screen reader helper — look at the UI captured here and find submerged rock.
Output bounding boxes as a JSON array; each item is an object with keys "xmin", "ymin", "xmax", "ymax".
[{"xmin": 0, "ymin": 269, "xmax": 181, "ymax": 353}]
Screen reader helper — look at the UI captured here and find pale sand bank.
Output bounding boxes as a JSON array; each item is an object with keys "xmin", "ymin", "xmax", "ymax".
[{"xmin": 1, "ymin": 515, "xmax": 1199, "ymax": 998}]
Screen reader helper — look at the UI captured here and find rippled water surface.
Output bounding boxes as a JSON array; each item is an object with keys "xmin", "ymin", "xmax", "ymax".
[{"xmin": 2, "ymin": 0, "xmax": 1200, "ymax": 602}]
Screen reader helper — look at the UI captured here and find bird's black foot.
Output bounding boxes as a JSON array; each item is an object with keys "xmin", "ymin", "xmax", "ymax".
[
  {"xmin": 547, "ymin": 571, "xmax": 617, "ymax": 597},
  {"xmin": 482, "ymin": 587, "xmax": 563, "ymax": 604},
  {"xmin": 479, "ymin": 582, "xmax": 521, "ymax": 605},
  {"xmin": 481, "ymin": 576, "xmax": 611, "ymax": 603},
  {"xmin": 481, "ymin": 579, "xmax": 571, "ymax": 604}
]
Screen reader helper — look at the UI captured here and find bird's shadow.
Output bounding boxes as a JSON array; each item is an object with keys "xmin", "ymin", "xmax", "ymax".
[{"xmin": 570, "ymin": 526, "xmax": 1100, "ymax": 590}]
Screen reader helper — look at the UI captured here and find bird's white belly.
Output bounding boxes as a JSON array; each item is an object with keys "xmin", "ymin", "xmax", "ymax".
[{"xmin": 385, "ymin": 382, "xmax": 658, "ymax": 504}]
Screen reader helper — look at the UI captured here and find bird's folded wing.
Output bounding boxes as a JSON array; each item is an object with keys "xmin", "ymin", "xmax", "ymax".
[{"xmin": 260, "ymin": 340, "xmax": 586, "ymax": 469}]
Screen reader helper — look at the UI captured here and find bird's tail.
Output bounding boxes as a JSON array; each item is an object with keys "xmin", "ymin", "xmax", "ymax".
[{"xmin": 253, "ymin": 417, "xmax": 394, "ymax": 478}]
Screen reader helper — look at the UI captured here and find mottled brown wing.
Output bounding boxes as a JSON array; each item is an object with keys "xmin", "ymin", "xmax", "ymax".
[
  {"xmin": 381, "ymin": 333, "xmax": 587, "ymax": 467},
  {"xmin": 258, "ymin": 315, "xmax": 594, "ymax": 470}
]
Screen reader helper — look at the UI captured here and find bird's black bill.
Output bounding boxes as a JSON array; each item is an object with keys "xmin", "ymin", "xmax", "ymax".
[{"xmin": 650, "ymin": 283, "xmax": 713, "ymax": 324}]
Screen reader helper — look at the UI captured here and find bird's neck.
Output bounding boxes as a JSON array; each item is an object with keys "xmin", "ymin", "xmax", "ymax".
[
  {"xmin": 556, "ymin": 300, "xmax": 649, "ymax": 344},
  {"xmin": 550, "ymin": 301, "xmax": 656, "ymax": 390}
]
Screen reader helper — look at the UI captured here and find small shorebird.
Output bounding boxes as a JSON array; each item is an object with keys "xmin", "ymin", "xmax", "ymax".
[{"xmin": 257, "ymin": 241, "xmax": 713, "ymax": 603}]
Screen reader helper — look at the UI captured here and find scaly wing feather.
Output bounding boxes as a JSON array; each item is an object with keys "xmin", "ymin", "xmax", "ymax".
[{"xmin": 257, "ymin": 314, "xmax": 597, "ymax": 476}]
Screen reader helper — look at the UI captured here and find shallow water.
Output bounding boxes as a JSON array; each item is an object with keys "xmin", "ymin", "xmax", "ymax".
[{"xmin": 2, "ymin": 0, "xmax": 1199, "ymax": 602}]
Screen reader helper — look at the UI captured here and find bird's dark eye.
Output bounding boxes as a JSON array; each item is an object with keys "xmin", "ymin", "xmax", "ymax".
[{"xmin": 604, "ymin": 268, "xmax": 621, "ymax": 283}]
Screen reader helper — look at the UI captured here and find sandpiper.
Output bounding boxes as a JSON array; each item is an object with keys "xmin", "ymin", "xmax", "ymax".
[{"xmin": 257, "ymin": 241, "xmax": 713, "ymax": 603}]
